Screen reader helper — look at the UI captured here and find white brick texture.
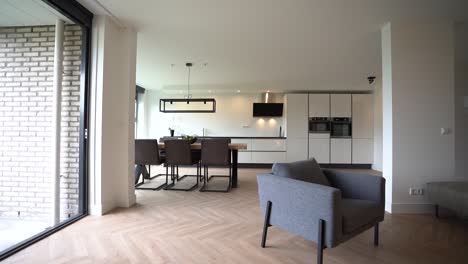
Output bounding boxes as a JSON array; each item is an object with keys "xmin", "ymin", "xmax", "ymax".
[{"xmin": 0, "ymin": 25, "xmax": 82, "ymax": 221}]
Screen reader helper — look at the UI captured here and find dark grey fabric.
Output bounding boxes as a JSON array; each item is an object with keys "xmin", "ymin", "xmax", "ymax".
[
  {"xmin": 272, "ymin": 159, "xmax": 330, "ymax": 186},
  {"xmin": 165, "ymin": 139, "xmax": 197, "ymax": 166},
  {"xmin": 257, "ymin": 163, "xmax": 386, "ymax": 249},
  {"xmin": 324, "ymin": 169, "xmax": 385, "ymax": 221},
  {"xmin": 257, "ymin": 174, "xmax": 342, "ymax": 248},
  {"xmin": 201, "ymin": 139, "xmax": 231, "ymax": 166},
  {"xmin": 427, "ymin": 182, "xmax": 468, "ymax": 218},
  {"xmin": 135, "ymin": 139, "xmax": 162, "ymax": 165},
  {"xmin": 340, "ymin": 199, "xmax": 381, "ymax": 234}
]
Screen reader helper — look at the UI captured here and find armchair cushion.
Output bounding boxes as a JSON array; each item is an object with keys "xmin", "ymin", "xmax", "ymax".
[
  {"xmin": 341, "ymin": 199, "xmax": 382, "ymax": 234},
  {"xmin": 272, "ymin": 159, "xmax": 330, "ymax": 186}
]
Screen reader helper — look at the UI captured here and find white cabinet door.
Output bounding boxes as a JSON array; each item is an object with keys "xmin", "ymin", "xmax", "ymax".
[
  {"xmin": 252, "ymin": 152, "xmax": 286, "ymax": 164},
  {"xmin": 331, "ymin": 94, "xmax": 351, "ymax": 117},
  {"xmin": 352, "ymin": 94, "xmax": 374, "ymax": 138},
  {"xmin": 251, "ymin": 139, "xmax": 286, "ymax": 151},
  {"xmin": 352, "ymin": 139, "xmax": 373, "ymax": 164},
  {"xmin": 231, "ymin": 138, "xmax": 252, "ymax": 152},
  {"xmin": 286, "ymin": 138, "xmax": 308, "ymax": 162},
  {"xmin": 330, "ymin": 138, "xmax": 351, "ymax": 164},
  {"xmin": 238, "ymin": 152, "xmax": 252, "ymax": 163},
  {"xmin": 308, "ymin": 136, "xmax": 330, "ymax": 164},
  {"xmin": 309, "ymin": 94, "xmax": 330, "ymax": 117},
  {"xmin": 285, "ymin": 94, "xmax": 308, "ymax": 138}
]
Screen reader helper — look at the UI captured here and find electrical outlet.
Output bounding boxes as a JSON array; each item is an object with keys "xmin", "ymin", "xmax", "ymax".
[
  {"xmin": 416, "ymin": 188, "xmax": 424, "ymax": 195},
  {"xmin": 409, "ymin": 188, "xmax": 424, "ymax": 196}
]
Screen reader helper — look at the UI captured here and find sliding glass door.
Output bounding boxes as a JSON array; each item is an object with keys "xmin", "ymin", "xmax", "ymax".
[{"xmin": 0, "ymin": 0, "xmax": 92, "ymax": 259}]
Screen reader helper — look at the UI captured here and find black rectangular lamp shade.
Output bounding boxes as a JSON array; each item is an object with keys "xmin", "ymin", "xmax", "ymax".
[{"xmin": 159, "ymin": 98, "xmax": 216, "ymax": 113}]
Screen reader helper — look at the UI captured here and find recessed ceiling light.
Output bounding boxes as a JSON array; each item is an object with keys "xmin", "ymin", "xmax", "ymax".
[
  {"xmin": 237, "ymin": 90, "xmax": 241, "ymax": 93},
  {"xmin": 267, "ymin": 90, "xmax": 270, "ymax": 92}
]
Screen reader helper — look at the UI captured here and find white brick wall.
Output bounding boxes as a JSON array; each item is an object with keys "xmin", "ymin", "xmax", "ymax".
[{"xmin": 0, "ymin": 25, "xmax": 82, "ymax": 221}]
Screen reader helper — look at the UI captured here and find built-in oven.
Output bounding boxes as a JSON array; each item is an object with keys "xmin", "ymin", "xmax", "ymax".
[
  {"xmin": 309, "ymin": 117, "xmax": 330, "ymax": 133},
  {"xmin": 331, "ymin": 117, "xmax": 352, "ymax": 138}
]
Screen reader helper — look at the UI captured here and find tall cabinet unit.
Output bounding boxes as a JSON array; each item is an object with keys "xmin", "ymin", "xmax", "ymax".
[
  {"xmin": 352, "ymin": 94, "xmax": 374, "ymax": 164},
  {"xmin": 331, "ymin": 94, "xmax": 352, "ymax": 117},
  {"xmin": 286, "ymin": 94, "xmax": 308, "ymax": 162},
  {"xmin": 330, "ymin": 94, "xmax": 352, "ymax": 163},
  {"xmin": 308, "ymin": 94, "xmax": 330, "ymax": 163}
]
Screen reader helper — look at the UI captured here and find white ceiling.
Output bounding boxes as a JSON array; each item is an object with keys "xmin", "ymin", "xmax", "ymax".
[
  {"xmin": 81, "ymin": 0, "xmax": 468, "ymax": 93},
  {"xmin": 0, "ymin": 0, "xmax": 72, "ymax": 27}
]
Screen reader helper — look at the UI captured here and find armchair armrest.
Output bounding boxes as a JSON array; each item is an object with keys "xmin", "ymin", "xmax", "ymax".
[
  {"xmin": 257, "ymin": 173, "xmax": 342, "ymax": 248},
  {"xmin": 323, "ymin": 169, "xmax": 385, "ymax": 209}
]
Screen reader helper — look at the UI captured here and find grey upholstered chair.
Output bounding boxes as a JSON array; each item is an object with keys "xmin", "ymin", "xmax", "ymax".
[
  {"xmin": 164, "ymin": 139, "xmax": 201, "ymax": 191},
  {"xmin": 257, "ymin": 159, "xmax": 385, "ymax": 264},
  {"xmin": 134, "ymin": 139, "xmax": 167, "ymax": 190},
  {"xmin": 200, "ymin": 138, "xmax": 231, "ymax": 192}
]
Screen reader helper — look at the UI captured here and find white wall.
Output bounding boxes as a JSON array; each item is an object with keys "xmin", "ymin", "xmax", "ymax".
[
  {"xmin": 372, "ymin": 77, "xmax": 383, "ymax": 172},
  {"xmin": 142, "ymin": 91, "xmax": 284, "ymax": 139},
  {"xmin": 382, "ymin": 21, "xmax": 458, "ymax": 214},
  {"xmin": 89, "ymin": 16, "xmax": 137, "ymax": 215},
  {"xmin": 454, "ymin": 23, "xmax": 468, "ymax": 179},
  {"xmin": 381, "ymin": 23, "xmax": 393, "ymax": 212}
]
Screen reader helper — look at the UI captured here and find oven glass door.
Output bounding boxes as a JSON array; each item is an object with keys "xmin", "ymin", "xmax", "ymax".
[
  {"xmin": 309, "ymin": 122, "xmax": 330, "ymax": 132},
  {"xmin": 331, "ymin": 123, "xmax": 351, "ymax": 137}
]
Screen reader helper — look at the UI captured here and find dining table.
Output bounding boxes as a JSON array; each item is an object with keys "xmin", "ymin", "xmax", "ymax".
[{"xmin": 158, "ymin": 143, "xmax": 247, "ymax": 188}]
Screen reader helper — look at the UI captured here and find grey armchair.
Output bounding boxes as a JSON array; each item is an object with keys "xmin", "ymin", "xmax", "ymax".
[{"xmin": 257, "ymin": 159, "xmax": 385, "ymax": 264}]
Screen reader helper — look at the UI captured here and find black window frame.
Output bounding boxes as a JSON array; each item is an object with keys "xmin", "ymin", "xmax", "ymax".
[{"xmin": 0, "ymin": 0, "xmax": 93, "ymax": 260}]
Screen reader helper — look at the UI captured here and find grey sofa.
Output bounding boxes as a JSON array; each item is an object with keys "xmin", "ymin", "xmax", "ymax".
[{"xmin": 257, "ymin": 159, "xmax": 385, "ymax": 264}]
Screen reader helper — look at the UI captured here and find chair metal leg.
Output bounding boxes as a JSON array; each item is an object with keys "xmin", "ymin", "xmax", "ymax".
[
  {"xmin": 374, "ymin": 223, "xmax": 379, "ymax": 246},
  {"xmin": 261, "ymin": 201, "xmax": 272, "ymax": 248},
  {"xmin": 164, "ymin": 164, "xmax": 200, "ymax": 191},
  {"xmin": 200, "ymin": 165, "xmax": 232, "ymax": 192},
  {"xmin": 317, "ymin": 219, "xmax": 325, "ymax": 264}
]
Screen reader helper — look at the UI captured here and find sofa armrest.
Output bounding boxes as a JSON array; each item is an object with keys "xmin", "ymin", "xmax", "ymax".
[
  {"xmin": 257, "ymin": 173, "xmax": 342, "ymax": 248},
  {"xmin": 323, "ymin": 169, "xmax": 385, "ymax": 210}
]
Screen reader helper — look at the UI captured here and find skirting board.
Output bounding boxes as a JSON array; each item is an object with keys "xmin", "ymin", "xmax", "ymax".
[{"xmin": 390, "ymin": 203, "xmax": 435, "ymax": 214}]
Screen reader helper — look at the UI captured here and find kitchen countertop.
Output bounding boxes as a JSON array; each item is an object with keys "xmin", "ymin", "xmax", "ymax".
[{"xmin": 194, "ymin": 136, "xmax": 287, "ymax": 139}]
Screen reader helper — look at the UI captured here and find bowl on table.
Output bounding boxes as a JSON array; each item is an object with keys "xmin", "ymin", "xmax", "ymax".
[{"xmin": 182, "ymin": 135, "xmax": 198, "ymax": 144}]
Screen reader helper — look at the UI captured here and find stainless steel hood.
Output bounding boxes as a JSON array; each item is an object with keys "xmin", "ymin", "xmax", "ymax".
[{"xmin": 258, "ymin": 92, "xmax": 283, "ymax": 103}]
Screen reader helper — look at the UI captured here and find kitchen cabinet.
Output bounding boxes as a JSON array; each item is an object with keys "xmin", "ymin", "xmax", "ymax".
[
  {"xmin": 232, "ymin": 138, "xmax": 286, "ymax": 164},
  {"xmin": 330, "ymin": 138, "xmax": 351, "ymax": 164},
  {"xmin": 331, "ymin": 94, "xmax": 351, "ymax": 117},
  {"xmin": 238, "ymin": 152, "xmax": 252, "ymax": 163},
  {"xmin": 352, "ymin": 139, "xmax": 373, "ymax": 164},
  {"xmin": 352, "ymin": 94, "xmax": 374, "ymax": 138},
  {"xmin": 309, "ymin": 94, "xmax": 330, "ymax": 117},
  {"xmin": 251, "ymin": 139, "xmax": 286, "ymax": 151},
  {"xmin": 352, "ymin": 94, "xmax": 374, "ymax": 164},
  {"xmin": 252, "ymin": 152, "xmax": 286, "ymax": 163},
  {"xmin": 286, "ymin": 94, "xmax": 308, "ymax": 162},
  {"xmin": 285, "ymin": 94, "xmax": 308, "ymax": 138},
  {"xmin": 308, "ymin": 133, "xmax": 330, "ymax": 163},
  {"xmin": 287, "ymin": 138, "xmax": 309, "ymax": 162}
]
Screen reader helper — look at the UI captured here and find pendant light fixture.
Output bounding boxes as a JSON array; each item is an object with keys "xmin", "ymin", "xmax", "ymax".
[{"xmin": 159, "ymin": 62, "xmax": 216, "ymax": 113}]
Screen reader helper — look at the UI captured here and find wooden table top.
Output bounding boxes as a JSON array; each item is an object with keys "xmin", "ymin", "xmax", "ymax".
[{"xmin": 158, "ymin": 143, "xmax": 247, "ymax": 150}]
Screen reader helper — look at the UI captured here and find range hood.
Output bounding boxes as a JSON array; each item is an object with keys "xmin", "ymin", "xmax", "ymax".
[{"xmin": 253, "ymin": 92, "xmax": 283, "ymax": 117}]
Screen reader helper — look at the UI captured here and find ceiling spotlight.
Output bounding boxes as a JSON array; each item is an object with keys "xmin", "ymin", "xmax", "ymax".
[
  {"xmin": 367, "ymin": 76, "xmax": 376, "ymax": 84},
  {"xmin": 237, "ymin": 90, "xmax": 241, "ymax": 93}
]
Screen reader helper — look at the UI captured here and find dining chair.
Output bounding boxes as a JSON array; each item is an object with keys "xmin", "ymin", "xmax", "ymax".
[
  {"xmin": 164, "ymin": 139, "xmax": 201, "ymax": 191},
  {"xmin": 200, "ymin": 138, "xmax": 232, "ymax": 192},
  {"xmin": 134, "ymin": 139, "xmax": 167, "ymax": 190}
]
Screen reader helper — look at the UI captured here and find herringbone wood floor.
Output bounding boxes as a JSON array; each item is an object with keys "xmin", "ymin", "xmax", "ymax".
[{"xmin": 3, "ymin": 168, "xmax": 468, "ymax": 264}]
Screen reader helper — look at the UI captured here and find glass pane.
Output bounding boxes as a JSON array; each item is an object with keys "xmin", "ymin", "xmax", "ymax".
[{"xmin": 0, "ymin": 0, "xmax": 85, "ymax": 254}]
